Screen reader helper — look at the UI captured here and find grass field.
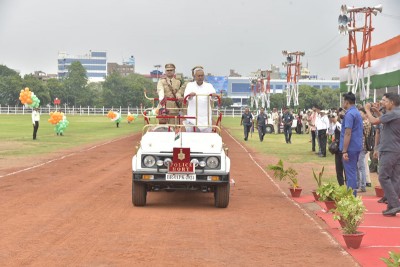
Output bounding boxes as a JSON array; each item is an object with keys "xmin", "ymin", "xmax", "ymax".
[
  {"xmin": 0, "ymin": 114, "xmax": 143, "ymax": 158},
  {"xmin": 221, "ymin": 117, "xmax": 335, "ymax": 163},
  {"xmin": 1, "ymin": 114, "xmax": 378, "ymax": 186}
]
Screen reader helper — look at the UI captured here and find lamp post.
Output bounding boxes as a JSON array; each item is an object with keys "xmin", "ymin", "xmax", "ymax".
[{"xmin": 338, "ymin": 4, "xmax": 382, "ymax": 100}]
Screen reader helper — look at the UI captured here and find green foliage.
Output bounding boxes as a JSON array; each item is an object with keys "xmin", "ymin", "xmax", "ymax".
[
  {"xmin": 268, "ymin": 159, "xmax": 299, "ymax": 188},
  {"xmin": 221, "ymin": 97, "xmax": 233, "ymax": 107},
  {"xmin": 316, "ymin": 182, "xmax": 339, "ymax": 201},
  {"xmin": 0, "ymin": 65, "xmax": 20, "ymax": 77},
  {"xmin": 102, "ymin": 73, "xmax": 154, "ymax": 107},
  {"xmin": 63, "ymin": 62, "xmax": 88, "ymax": 106},
  {"xmin": 312, "ymin": 166, "xmax": 324, "ymax": 188},
  {"xmin": 22, "ymin": 74, "xmax": 51, "ymax": 106},
  {"xmin": 381, "ymin": 251, "xmax": 400, "ymax": 267},
  {"xmin": 0, "ymin": 75, "xmax": 23, "ymax": 105},
  {"xmin": 333, "ymin": 194, "xmax": 366, "ymax": 234}
]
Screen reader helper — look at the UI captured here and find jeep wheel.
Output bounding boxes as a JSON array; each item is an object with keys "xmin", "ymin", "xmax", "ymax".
[
  {"xmin": 132, "ymin": 181, "xmax": 147, "ymax": 206},
  {"xmin": 265, "ymin": 125, "xmax": 273, "ymax": 134},
  {"xmin": 214, "ymin": 183, "xmax": 230, "ymax": 208}
]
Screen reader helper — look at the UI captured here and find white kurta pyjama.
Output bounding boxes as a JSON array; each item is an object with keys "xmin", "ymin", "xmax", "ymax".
[{"xmin": 184, "ymin": 81, "xmax": 216, "ymax": 130}]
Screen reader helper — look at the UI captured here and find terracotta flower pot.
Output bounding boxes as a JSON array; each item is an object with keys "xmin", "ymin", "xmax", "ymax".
[
  {"xmin": 289, "ymin": 187, "xmax": 302, "ymax": 198},
  {"xmin": 374, "ymin": 186, "xmax": 384, "ymax": 198},
  {"xmin": 342, "ymin": 232, "xmax": 365, "ymax": 249},
  {"xmin": 324, "ymin": 200, "xmax": 336, "ymax": 212},
  {"xmin": 311, "ymin": 190, "xmax": 320, "ymax": 201}
]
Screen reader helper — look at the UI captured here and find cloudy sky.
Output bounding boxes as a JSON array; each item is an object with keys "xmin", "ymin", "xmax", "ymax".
[{"xmin": 0, "ymin": 0, "xmax": 399, "ymax": 79}]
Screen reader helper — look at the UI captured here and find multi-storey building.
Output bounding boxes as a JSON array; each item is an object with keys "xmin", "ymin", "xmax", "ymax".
[{"xmin": 58, "ymin": 50, "xmax": 107, "ymax": 82}]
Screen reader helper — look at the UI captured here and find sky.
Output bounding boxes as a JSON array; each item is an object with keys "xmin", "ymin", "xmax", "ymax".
[{"xmin": 0, "ymin": 0, "xmax": 399, "ymax": 79}]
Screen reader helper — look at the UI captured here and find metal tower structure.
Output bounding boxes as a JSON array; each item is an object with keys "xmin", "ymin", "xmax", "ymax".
[
  {"xmin": 282, "ymin": 51, "xmax": 305, "ymax": 106},
  {"xmin": 338, "ymin": 4, "xmax": 382, "ymax": 100}
]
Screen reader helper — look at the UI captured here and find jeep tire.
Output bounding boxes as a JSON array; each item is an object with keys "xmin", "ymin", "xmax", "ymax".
[
  {"xmin": 214, "ymin": 183, "xmax": 230, "ymax": 208},
  {"xmin": 132, "ymin": 181, "xmax": 147, "ymax": 206}
]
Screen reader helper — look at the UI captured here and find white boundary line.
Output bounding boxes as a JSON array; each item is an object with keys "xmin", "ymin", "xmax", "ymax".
[
  {"xmin": 360, "ymin": 226, "xmax": 400, "ymax": 229},
  {"xmin": 0, "ymin": 135, "xmax": 132, "ymax": 179},
  {"xmin": 223, "ymin": 128, "xmax": 351, "ymax": 256}
]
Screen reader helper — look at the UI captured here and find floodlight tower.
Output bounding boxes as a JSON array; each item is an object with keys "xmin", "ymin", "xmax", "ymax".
[
  {"xmin": 282, "ymin": 51, "xmax": 305, "ymax": 106},
  {"xmin": 249, "ymin": 78, "xmax": 259, "ymax": 109},
  {"xmin": 264, "ymin": 70, "xmax": 272, "ymax": 109},
  {"xmin": 338, "ymin": 4, "xmax": 382, "ymax": 100}
]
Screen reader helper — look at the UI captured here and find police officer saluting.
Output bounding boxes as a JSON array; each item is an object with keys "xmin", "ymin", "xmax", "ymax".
[{"xmin": 157, "ymin": 63, "xmax": 185, "ymax": 124}]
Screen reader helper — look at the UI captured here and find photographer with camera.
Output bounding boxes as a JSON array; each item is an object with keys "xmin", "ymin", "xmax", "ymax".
[{"xmin": 365, "ymin": 93, "xmax": 400, "ymax": 216}]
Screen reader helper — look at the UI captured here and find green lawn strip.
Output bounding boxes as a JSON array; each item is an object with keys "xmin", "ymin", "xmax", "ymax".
[{"xmin": 0, "ymin": 114, "xmax": 143, "ymax": 158}]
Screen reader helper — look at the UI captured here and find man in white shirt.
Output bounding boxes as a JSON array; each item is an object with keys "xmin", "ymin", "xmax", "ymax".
[
  {"xmin": 316, "ymin": 109, "xmax": 330, "ymax": 157},
  {"xmin": 184, "ymin": 67, "xmax": 218, "ymax": 132},
  {"xmin": 271, "ymin": 108, "xmax": 279, "ymax": 134},
  {"xmin": 32, "ymin": 107, "xmax": 40, "ymax": 140}
]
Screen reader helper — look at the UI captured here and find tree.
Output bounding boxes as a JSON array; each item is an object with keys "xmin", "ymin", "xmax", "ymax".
[
  {"xmin": 47, "ymin": 78, "xmax": 64, "ymax": 105},
  {"xmin": 102, "ymin": 73, "xmax": 154, "ymax": 108},
  {"xmin": 0, "ymin": 65, "xmax": 23, "ymax": 105},
  {"xmin": 63, "ymin": 62, "xmax": 88, "ymax": 106},
  {"xmin": 22, "ymin": 74, "xmax": 51, "ymax": 106},
  {"xmin": 221, "ymin": 97, "xmax": 233, "ymax": 108},
  {"xmin": 85, "ymin": 82, "xmax": 103, "ymax": 107}
]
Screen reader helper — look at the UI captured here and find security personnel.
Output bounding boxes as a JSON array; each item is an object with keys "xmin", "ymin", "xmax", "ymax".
[
  {"xmin": 156, "ymin": 63, "xmax": 185, "ymax": 124},
  {"xmin": 282, "ymin": 108, "xmax": 294, "ymax": 144}
]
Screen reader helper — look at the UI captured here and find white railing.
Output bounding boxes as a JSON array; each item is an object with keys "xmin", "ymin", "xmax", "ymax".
[{"xmin": 0, "ymin": 105, "xmax": 246, "ymax": 117}]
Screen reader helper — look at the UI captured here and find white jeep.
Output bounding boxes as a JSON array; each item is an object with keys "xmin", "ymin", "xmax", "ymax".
[{"xmin": 131, "ymin": 95, "xmax": 231, "ymax": 208}]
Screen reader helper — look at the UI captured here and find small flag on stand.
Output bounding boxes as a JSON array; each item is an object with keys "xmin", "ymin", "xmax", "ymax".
[{"xmin": 174, "ymin": 128, "xmax": 181, "ymax": 141}]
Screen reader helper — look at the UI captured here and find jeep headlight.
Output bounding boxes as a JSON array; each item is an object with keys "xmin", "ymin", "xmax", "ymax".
[
  {"xmin": 206, "ymin": 156, "xmax": 219, "ymax": 169},
  {"xmin": 143, "ymin": 155, "xmax": 156, "ymax": 168}
]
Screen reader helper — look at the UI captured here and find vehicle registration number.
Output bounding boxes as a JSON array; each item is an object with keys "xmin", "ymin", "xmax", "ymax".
[{"xmin": 166, "ymin": 173, "xmax": 196, "ymax": 181}]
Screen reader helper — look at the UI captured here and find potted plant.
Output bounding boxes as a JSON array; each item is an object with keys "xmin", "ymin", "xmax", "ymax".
[
  {"xmin": 316, "ymin": 182, "xmax": 339, "ymax": 211},
  {"xmin": 380, "ymin": 251, "xmax": 400, "ymax": 267},
  {"xmin": 333, "ymin": 194, "xmax": 367, "ymax": 249},
  {"xmin": 375, "ymin": 185, "xmax": 385, "ymax": 198},
  {"xmin": 268, "ymin": 160, "xmax": 301, "ymax": 197},
  {"xmin": 312, "ymin": 166, "xmax": 324, "ymax": 201}
]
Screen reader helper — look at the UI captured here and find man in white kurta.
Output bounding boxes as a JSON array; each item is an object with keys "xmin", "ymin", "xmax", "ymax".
[{"xmin": 184, "ymin": 67, "xmax": 217, "ymax": 132}]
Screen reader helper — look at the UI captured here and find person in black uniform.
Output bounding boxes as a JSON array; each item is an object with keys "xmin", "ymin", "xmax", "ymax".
[
  {"xmin": 240, "ymin": 107, "xmax": 253, "ymax": 141},
  {"xmin": 329, "ymin": 111, "xmax": 345, "ymax": 185},
  {"xmin": 282, "ymin": 108, "xmax": 294, "ymax": 144},
  {"xmin": 256, "ymin": 107, "xmax": 268, "ymax": 141}
]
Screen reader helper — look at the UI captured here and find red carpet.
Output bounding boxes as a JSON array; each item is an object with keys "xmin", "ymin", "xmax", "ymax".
[{"xmin": 292, "ymin": 195, "xmax": 400, "ymax": 267}]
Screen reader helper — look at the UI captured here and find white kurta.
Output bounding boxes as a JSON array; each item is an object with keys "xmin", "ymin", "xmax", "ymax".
[{"xmin": 184, "ymin": 81, "xmax": 216, "ymax": 127}]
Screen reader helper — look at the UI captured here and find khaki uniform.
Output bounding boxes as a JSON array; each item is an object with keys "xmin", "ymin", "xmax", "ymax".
[{"xmin": 157, "ymin": 77, "xmax": 185, "ymax": 123}]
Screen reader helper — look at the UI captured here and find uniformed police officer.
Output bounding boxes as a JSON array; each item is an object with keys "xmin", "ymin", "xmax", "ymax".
[
  {"xmin": 282, "ymin": 108, "xmax": 294, "ymax": 144},
  {"xmin": 157, "ymin": 63, "xmax": 185, "ymax": 124},
  {"xmin": 240, "ymin": 107, "xmax": 253, "ymax": 141},
  {"xmin": 256, "ymin": 107, "xmax": 268, "ymax": 141}
]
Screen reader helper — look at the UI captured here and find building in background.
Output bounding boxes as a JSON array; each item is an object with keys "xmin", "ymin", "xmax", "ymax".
[
  {"xmin": 33, "ymin": 71, "xmax": 57, "ymax": 81},
  {"xmin": 227, "ymin": 77, "xmax": 339, "ymax": 106},
  {"xmin": 58, "ymin": 50, "xmax": 107, "ymax": 82},
  {"xmin": 107, "ymin": 55, "xmax": 136, "ymax": 76}
]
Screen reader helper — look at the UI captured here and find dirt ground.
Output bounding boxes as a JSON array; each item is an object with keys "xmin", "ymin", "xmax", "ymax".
[{"xmin": 0, "ymin": 129, "xmax": 360, "ymax": 266}]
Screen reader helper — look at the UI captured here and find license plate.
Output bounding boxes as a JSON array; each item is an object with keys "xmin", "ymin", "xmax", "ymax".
[{"xmin": 166, "ymin": 173, "xmax": 196, "ymax": 181}]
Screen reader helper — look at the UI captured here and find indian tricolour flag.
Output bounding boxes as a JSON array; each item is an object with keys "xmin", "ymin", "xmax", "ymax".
[
  {"xmin": 339, "ymin": 35, "xmax": 400, "ymax": 91},
  {"xmin": 174, "ymin": 128, "xmax": 181, "ymax": 141}
]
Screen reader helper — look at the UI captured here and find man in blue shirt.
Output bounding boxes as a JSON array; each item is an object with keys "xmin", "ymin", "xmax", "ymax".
[{"xmin": 340, "ymin": 92, "xmax": 363, "ymax": 196}]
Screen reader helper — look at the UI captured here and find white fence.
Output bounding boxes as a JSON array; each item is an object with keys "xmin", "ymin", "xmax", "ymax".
[{"xmin": 0, "ymin": 105, "xmax": 246, "ymax": 117}]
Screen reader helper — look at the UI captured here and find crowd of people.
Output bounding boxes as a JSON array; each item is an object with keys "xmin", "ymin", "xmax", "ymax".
[{"xmin": 238, "ymin": 91, "xmax": 400, "ymax": 217}]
